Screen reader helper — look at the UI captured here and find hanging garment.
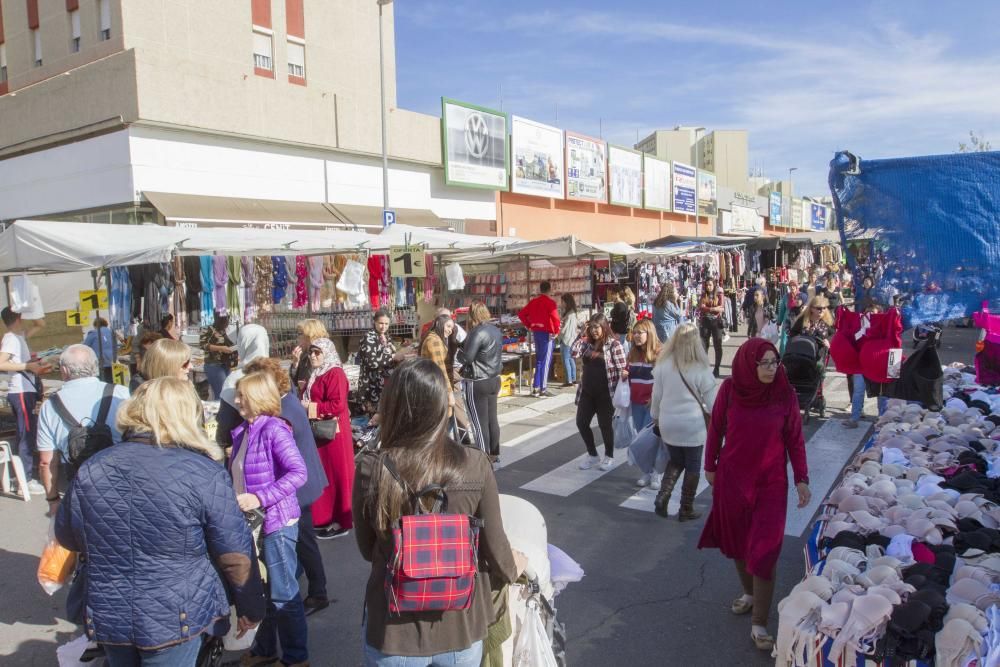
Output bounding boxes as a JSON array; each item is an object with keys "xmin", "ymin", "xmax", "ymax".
[
  {"xmin": 109, "ymin": 266, "xmax": 132, "ymax": 332},
  {"xmin": 212, "ymin": 256, "xmax": 228, "ymax": 314},
  {"xmin": 308, "ymin": 256, "xmax": 324, "ymax": 310},
  {"xmin": 272, "ymin": 257, "xmax": 288, "ymax": 304},
  {"xmin": 283, "ymin": 256, "xmax": 297, "ymax": 308},
  {"xmin": 171, "ymin": 257, "xmax": 186, "ymax": 330},
  {"xmin": 183, "ymin": 256, "xmax": 202, "ymax": 326},
  {"xmin": 321, "ymin": 255, "xmax": 338, "ymax": 308},
  {"xmin": 368, "ymin": 255, "xmax": 389, "ymax": 309},
  {"xmin": 226, "ymin": 256, "xmax": 243, "ymax": 322},
  {"xmin": 424, "ymin": 254, "xmax": 436, "ymax": 304},
  {"xmin": 254, "ymin": 257, "xmax": 274, "ymax": 314},
  {"xmin": 294, "ymin": 256, "xmax": 309, "ymax": 309},
  {"xmin": 200, "ymin": 257, "xmax": 215, "ymax": 323},
  {"xmin": 242, "ymin": 257, "xmax": 257, "ymax": 323}
]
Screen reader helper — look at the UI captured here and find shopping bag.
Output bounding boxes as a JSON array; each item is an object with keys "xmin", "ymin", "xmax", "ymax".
[
  {"xmin": 612, "ymin": 381, "xmax": 631, "ymax": 411},
  {"xmin": 38, "ymin": 523, "xmax": 77, "ymax": 596},
  {"xmin": 56, "ymin": 635, "xmax": 91, "ymax": 667},
  {"xmin": 336, "ymin": 260, "xmax": 366, "ymax": 296},
  {"xmin": 627, "ymin": 423, "xmax": 660, "ymax": 473},
  {"xmin": 222, "ymin": 606, "xmax": 259, "ymax": 652},
  {"xmin": 612, "ymin": 409, "xmax": 636, "ymax": 450},
  {"xmin": 445, "ymin": 263, "xmax": 465, "ymax": 291},
  {"xmin": 513, "ymin": 599, "xmax": 559, "ymax": 667},
  {"xmin": 547, "ymin": 544, "xmax": 584, "ymax": 595},
  {"xmin": 760, "ymin": 321, "xmax": 780, "ymax": 344}
]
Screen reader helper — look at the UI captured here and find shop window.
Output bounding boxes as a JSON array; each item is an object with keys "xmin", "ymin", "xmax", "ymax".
[
  {"xmin": 70, "ymin": 10, "xmax": 81, "ymax": 52},
  {"xmin": 99, "ymin": 0, "xmax": 111, "ymax": 40},
  {"xmin": 287, "ymin": 40, "xmax": 305, "ymax": 79},
  {"xmin": 253, "ymin": 29, "xmax": 273, "ymax": 73}
]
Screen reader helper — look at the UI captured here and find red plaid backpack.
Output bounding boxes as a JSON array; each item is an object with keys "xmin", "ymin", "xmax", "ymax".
[{"xmin": 381, "ymin": 456, "xmax": 482, "ymax": 614}]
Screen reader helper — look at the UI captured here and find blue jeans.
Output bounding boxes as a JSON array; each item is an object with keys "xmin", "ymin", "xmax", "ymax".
[
  {"xmin": 203, "ymin": 363, "xmax": 230, "ymax": 400},
  {"xmin": 363, "ymin": 637, "xmax": 483, "ymax": 666},
  {"xmin": 631, "ymin": 403, "xmax": 652, "ymax": 431},
  {"xmin": 102, "ymin": 638, "xmax": 202, "ymax": 667},
  {"xmin": 8, "ymin": 392, "xmax": 37, "ymax": 479},
  {"xmin": 252, "ymin": 524, "xmax": 308, "ymax": 664},
  {"xmin": 560, "ymin": 344, "xmax": 576, "ymax": 383},
  {"xmin": 532, "ymin": 332, "xmax": 553, "ymax": 390},
  {"xmin": 850, "ymin": 375, "xmax": 888, "ymax": 421}
]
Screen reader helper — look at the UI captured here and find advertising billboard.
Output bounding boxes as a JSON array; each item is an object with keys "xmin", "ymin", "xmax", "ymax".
[
  {"xmin": 720, "ymin": 206, "xmax": 763, "ymax": 236},
  {"xmin": 643, "ymin": 155, "xmax": 670, "ymax": 212},
  {"xmin": 565, "ymin": 131, "xmax": 607, "ymax": 202},
  {"xmin": 791, "ymin": 198, "xmax": 804, "ymax": 229},
  {"xmin": 672, "ymin": 161, "xmax": 697, "ymax": 214},
  {"xmin": 511, "ymin": 116, "xmax": 564, "ymax": 199},
  {"xmin": 811, "ymin": 202, "xmax": 828, "ymax": 231},
  {"xmin": 441, "ymin": 98, "xmax": 508, "ymax": 190},
  {"xmin": 698, "ymin": 171, "xmax": 717, "ymax": 215},
  {"xmin": 608, "ymin": 145, "xmax": 643, "ymax": 208},
  {"xmin": 769, "ymin": 191, "xmax": 783, "ymax": 227}
]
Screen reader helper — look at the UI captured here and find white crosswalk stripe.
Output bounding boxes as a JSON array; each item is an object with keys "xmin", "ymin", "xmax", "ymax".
[
  {"xmin": 498, "ymin": 393, "xmax": 576, "ymax": 426},
  {"xmin": 520, "ymin": 453, "xmax": 629, "ymax": 497}
]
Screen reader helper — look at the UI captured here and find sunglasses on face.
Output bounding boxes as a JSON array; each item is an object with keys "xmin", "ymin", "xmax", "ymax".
[
  {"xmin": 757, "ymin": 359, "xmax": 780, "ymax": 369},
  {"xmin": 812, "ymin": 306, "xmax": 829, "ymax": 311},
  {"xmin": 309, "ymin": 349, "xmax": 323, "ymax": 356}
]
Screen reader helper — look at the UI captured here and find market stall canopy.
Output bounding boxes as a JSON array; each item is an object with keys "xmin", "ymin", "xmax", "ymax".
[
  {"xmin": 172, "ymin": 226, "xmax": 373, "ymax": 256},
  {"xmin": 450, "ymin": 236, "xmax": 723, "ymax": 264},
  {"xmin": 376, "ymin": 224, "xmax": 521, "ymax": 253}
]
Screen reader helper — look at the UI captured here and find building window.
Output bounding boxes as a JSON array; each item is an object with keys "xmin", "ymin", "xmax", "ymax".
[
  {"xmin": 253, "ymin": 29, "xmax": 273, "ymax": 72},
  {"xmin": 287, "ymin": 41, "xmax": 305, "ymax": 78},
  {"xmin": 32, "ymin": 29, "xmax": 42, "ymax": 67},
  {"xmin": 0, "ymin": 45, "xmax": 6, "ymax": 83},
  {"xmin": 70, "ymin": 10, "xmax": 82, "ymax": 52},
  {"xmin": 99, "ymin": 0, "xmax": 112, "ymax": 40}
]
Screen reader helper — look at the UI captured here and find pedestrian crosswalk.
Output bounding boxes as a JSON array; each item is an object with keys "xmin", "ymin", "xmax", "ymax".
[{"xmin": 494, "ymin": 372, "xmax": 873, "ymax": 535}]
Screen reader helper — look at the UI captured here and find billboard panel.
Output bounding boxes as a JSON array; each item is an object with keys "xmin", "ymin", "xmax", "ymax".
[
  {"xmin": 811, "ymin": 202, "xmax": 828, "ymax": 231},
  {"xmin": 643, "ymin": 155, "xmax": 670, "ymax": 212},
  {"xmin": 511, "ymin": 116, "xmax": 564, "ymax": 199},
  {"xmin": 608, "ymin": 145, "xmax": 643, "ymax": 208},
  {"xmin": 769, "ymin": 191, "xmax": 783, "ymax": 227},
  {"xmin": 441, "ymin": 98, "xmax": 508, "ymax": 190},
  {"xmin": 791, "ymin": 198, "xmax": 804, "ymax": 229},
  {"xmin": 672, "ymin": 161, "xmax": 697, "ymax": 214},
  {"xmin": 698, "ymin": 171, "xmax": 717, "ymax": 215},
  {"xmin": 565, "ymin": 131, "xmax": 607, "ymax": 202}
]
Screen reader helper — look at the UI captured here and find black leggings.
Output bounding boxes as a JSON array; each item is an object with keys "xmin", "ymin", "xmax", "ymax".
[
  {"xmin": 576, "ymin": 388, "xmax": 614, "ymax": 457},
  {"xmin": 700, "ymin": 318, "xmax": 723, "ymax": 371},
  {"xmin": 465, "ymin": 376, "xmax": 501, "ymax": 456},
  {"xmin": 665, "ymin": 444, "xmax": 703, "ymax": 475}
]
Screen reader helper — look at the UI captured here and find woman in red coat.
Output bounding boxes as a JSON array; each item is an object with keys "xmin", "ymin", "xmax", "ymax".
[
  {"xmin": 697, "ymin": 338, "xmax": 811, "ymax": 652},
  {"xmin": 301, "ymin": 338, "xmax": 354, "ymax": 539}
]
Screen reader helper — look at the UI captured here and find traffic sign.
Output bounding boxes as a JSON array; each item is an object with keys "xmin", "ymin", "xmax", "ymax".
[
  {"xmin": 78, "ymin": 289, "xmax": 109, "ymax": 313},
  {"xmin": 389, "ymin": 246, "xmax": 424, "ymax": 278},
  {"xmin": 383, "ymin": 209, "xmax": 396, "ymax": 227}
]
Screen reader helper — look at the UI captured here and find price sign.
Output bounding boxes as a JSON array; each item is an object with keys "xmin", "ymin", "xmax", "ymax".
[
  {"xmin": 65, "ymin": 310, "xmax": 85, "ymax": 327},
  {"xmin": 390, "ymin": 247, "xmax": 425, "ymax": 278},
  {"xmin": 78, "ymin": 289, "xmax": 109, "ymax": 313},
  {"xmin": 111, "ymin": 362, "xmax": 130, "ymax": 387}
]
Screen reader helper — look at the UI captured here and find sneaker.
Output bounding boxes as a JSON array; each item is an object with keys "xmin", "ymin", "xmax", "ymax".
[
  {"xmin": 27, "ymin": 480, "xmax": 45, "ymax": 495},
  {"xmin": 530, "ymin": 389, "xmax": 539, "ymax": 397},
  {"xmin": 649, "ymin": 473, "xmax": 662, "ymax": 491},
  {"xmin": 636, "ymin": 473, "xmax": 651, "ymax": 487},
  {"xmin": 317, "ymin": 526, "xmax": 351, "ymax": 540},
  {"xmin": 579, "ymin": 455, "xmax": 600, "ymax": 470},
  {"xmin": 723, "ymin": 334, "xmax": 731, "ymax": 343},
  {"xmin": 538, "ymin": 390, "xmax": 555, "ymax": 398},
  {"xmin": 598, "ymin": 456, "xmax": 614, "ymax": 471}
]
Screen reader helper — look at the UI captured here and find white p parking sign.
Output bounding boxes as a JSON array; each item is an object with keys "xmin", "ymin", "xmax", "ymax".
[{"xmin": 383, "ymin": 210, "xmax": 396, "ymax": 227}]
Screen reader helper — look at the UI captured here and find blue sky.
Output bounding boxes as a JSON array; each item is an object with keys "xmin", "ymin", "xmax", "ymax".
[{"xmin": 393, "ymin": 1, "xmax": 1000, "ymax": 197}]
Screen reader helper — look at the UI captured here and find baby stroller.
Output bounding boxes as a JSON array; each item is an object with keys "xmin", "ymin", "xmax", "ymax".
[{"xmin": 781, "ymin": 335, "xmax": 829, "ymax": 424}]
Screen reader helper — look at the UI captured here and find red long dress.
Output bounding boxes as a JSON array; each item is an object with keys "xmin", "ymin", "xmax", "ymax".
[
  {"xmin": 309, "ymin": 367, "xmax": 355, "ymax": 529},
  {"xmin": 697, "ymin": 379, "xmax": 808, "ymax": 579}
]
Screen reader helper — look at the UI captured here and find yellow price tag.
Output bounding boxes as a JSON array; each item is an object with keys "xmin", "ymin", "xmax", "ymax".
[
  {"xmin": 65, "ymin": 310, "xmax": 85, "ymax": 327},
  {"xmin": 111, "ymin": 362, "xmax": 129, "ymax": 387},
  {"xmin": 389, "ymin": 247, "xmax": 425, "ymax": 278},
  {"xmin": 78, "ymin": 289, "xmax": 109, "ymax": 313}
]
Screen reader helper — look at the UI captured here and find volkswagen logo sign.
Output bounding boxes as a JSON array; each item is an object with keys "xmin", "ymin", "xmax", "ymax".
[{"xmin": 464, "ymin": 112, "xmax": 490, "ymax": 159}]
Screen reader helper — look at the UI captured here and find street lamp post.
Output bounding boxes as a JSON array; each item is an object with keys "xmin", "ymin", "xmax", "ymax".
[
  {"xmin": 693, "ymin": 127, "xmax": 705, "ymax": 238},
  {"xmin": 787, "ymin": 167, "xmax": 797, "ymax": 229},
  {"xmin": 378, "ymin": 0, "xmax": 393, "ymax": 224}
]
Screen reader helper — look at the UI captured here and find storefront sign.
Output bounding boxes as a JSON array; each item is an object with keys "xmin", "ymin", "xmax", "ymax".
[
  {"xmin": 643, "ymin": 155, "xmax": 670, "ymax": 211},
  {"xmin": 733, "ymin": 191, "xmax": 756, "ymax": 206},
  {"xmin": 698, "ymin": 171, "xmax": 717, "ymax": 215},
  {"xmin": 608, "ymin": 145, "xmax": 643, "ymax": 208},
  {"xmin": 565, "ymin": 131, "xmax": 607, "ymax": 202},
  {"xmin": 811, "ymin": 203, "xmax": 828, "ymax": 231},
  {"xmin": 511, "ymin": 116, "xmax": 564, "ymax": 199},
  {"xmin": 792, "ymin": 198, "xmax": 804, "ymax": 229},
  {"xmin": 769, "ymin": 191, "xmax": 783, "ymax": 227},
  {"xmin": 389, "ymin": 247, "xmax": 425, "ymax": 278},
  {"xmin": 441, "ymin": 98, "xmax": 508, "ymax": 190},
  {"xmin": 672, "ymin": 161, "xmax": 697, "ymax": 214},
  {"xmin": 719, "ymin": 205, "xmax": 763, "ymax": 236}
]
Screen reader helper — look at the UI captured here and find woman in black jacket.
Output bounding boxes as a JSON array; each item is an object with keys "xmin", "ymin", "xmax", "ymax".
[{"xmin": 462, "ymin": 301, "xmax": 503, "ymax": 460}]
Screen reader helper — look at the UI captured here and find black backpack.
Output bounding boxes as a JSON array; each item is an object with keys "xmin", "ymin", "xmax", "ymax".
[{"xmin": 49, "ymin": 383, "xmax": 116, "ymax": 478}]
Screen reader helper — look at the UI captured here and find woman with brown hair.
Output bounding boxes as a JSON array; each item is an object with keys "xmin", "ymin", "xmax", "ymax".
[
  {"xmin": 352, "ymin": 358, "xmax": 522, "ymax": 665},
  {"xmin": 571, "ymin": 313, "xmax": 627, "ymax": 471},
  {"xmin": 461, "ymin": 301, "xmax": 503, "ymax": 459},
  {"xmin": 698, "ymin": 278, "xmax": 725, "ymax": 378},
  {"xmin": 652, "ymin": 282, "xmax": 685, "ymax": 343},
  {"xmin": 420, "ymin": 313, "xmax": 457, "ymax": 389}
]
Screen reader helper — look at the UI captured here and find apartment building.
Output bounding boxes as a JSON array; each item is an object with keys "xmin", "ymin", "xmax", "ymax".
[{"xmin": 0, "ymin": 0, "xmax": 495, "ymax": 228}]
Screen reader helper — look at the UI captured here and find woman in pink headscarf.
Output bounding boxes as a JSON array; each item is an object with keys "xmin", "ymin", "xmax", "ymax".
[{"xmin": 698, "ymin": 338, "xmax": 810, "ymax": 652}]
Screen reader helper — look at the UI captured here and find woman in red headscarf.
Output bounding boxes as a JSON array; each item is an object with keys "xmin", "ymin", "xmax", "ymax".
[{"xmin": 697, "ymin": 338, "xmax": 810, "ymax": 652}]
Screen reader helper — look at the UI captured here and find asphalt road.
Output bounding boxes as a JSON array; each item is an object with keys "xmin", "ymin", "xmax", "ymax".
[{"xmin": 0, "ymin": 326, "xmax": 977, "ymax": 665}]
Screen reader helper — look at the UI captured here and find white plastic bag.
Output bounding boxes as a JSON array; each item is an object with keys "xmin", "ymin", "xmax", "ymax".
[
  {"xmin": 760, "ymin": 321, "xmax": 780, "ymax": 343},
  {"xmin": 336, "ymin": 260, "xmax": 366, "ymax": 296},
  {"xmin": 547, "ymin": 543, "xmax": 584, "ymax": 595},
  {"xmin": 513, "ymin": 599, "xmax": 559, "ymax": 667},
  {"xmin": 445, "ymin": 263, "xmax": 465, "ymax": 291},
  {"xmin": 56, "ymin": 635, "xmax": 91, "ymax": 667},
  {"xmin": 613, "ymin": 410, "xmax": 636, "ymax": 450},
  {"xmin": 222, "ymin": 606, "xmax": 258, "ymax": 651},
  {"xmin": 612, "ymin": 380, "xmax": 631, "ymax": 411},
  {"xmin": 9, "ymin": 275, "xmax": 33, "ymax": 313}
]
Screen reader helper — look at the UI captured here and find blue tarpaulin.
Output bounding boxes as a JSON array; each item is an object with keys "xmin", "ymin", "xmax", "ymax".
[{"xmin": 829, "ymin": 150, "xmax": 1000, "ymax": 326}]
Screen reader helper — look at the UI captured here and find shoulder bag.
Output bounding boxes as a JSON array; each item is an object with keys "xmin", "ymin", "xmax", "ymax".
[
  {"xmin": 678, "ymin": 369, "xmax": 711, "ymax": 429},
  {"xmin": 307, "ymin": 401, "xmax": 339, "ymax": 442}
]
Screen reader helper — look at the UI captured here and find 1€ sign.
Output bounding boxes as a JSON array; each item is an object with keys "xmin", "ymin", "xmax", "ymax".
[
  {"xmin": 389, "ymin": 247, "xmax": 424, "ymax": 278},
  {"xmin": 78, "ymin": 289, "xmax": 109, "ymax": 313}
]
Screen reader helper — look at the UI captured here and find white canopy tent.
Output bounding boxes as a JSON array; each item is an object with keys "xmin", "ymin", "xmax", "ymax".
[
  {"xmin": 449, "ymin": 236, "xmax": 724, "ymax": 264},
  {"xmin": 375, "ymin": 224, "xmax": 522, "ymax": 254}
]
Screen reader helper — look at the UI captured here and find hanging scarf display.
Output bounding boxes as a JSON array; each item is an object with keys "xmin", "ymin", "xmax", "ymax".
[
  {"xmin": 272, "ymin": 257, "xmax": 288, "ymax": 304},
  {"xmin": 200, "ymin": 257, "xmax": 215, "ymax": 323},
  {"xmin": 226, "ymin": 256, "xmax": 243, "ymax": 322},
  {"xmin": 308, "ymin": 256, "xmax": 324, "ymax": 310},
  {"xmin": 367, "ymin": 255, "xmax": 390, "ymax": 309},
  {"xmin": 322, "ymin": 255, "xmax": 339, "ymax": 308},
  {"xmin": 242, "ymin": 256, "xmax": 257, "ymax": 323},
  {"xmin": 211, "ymin": 256, "xmax": 228, "ymax": 315},
  {"xmin": 254, "ymin": 256, "xmax": 273, "ymax": 314},
  {"xmin": 294, "ymin": 256, "xmax": 309, "ymax": 309}
]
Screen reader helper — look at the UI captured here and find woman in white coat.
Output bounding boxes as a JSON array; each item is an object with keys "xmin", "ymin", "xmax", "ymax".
[{"xmin": 650, "ymin": 323, "xmax": 719, "ymax": 521}]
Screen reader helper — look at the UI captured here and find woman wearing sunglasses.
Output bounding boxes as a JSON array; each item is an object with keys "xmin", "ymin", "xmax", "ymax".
[{"xmin": 789, "ymin": 295, "xmax": 835, "ymax": 348}]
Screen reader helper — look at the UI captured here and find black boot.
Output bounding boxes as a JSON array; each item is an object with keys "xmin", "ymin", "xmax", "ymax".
[
  {"xmin": 678, "ymin": 471, "xmax": 703, "ymax": 522},
  {"xmin": 654, "ymin": 463, "xmax": 683, "ymax": 517}
]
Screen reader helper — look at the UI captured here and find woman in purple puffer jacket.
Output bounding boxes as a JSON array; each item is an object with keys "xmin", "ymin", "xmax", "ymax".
[{"xmin": 230, "ymin": 371, "xmax": 309, "ymax": 667}]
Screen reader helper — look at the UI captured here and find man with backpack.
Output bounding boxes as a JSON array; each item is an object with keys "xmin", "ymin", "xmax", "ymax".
[{"xmin": 36, "ymin": 345, "xmax": 129, "ymax": 515}]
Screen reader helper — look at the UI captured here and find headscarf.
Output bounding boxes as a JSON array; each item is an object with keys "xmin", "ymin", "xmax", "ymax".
[
  {"xmin": 729, "ymin": 337, "xmax": 792, "ymax": 408},
  {"xmin": 219, "ymin": 324, "xmax": 270, "ymax": 407},
  {"xmin": 304, "ymin": 337, "xmax": 342, "ymax": 400}
]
